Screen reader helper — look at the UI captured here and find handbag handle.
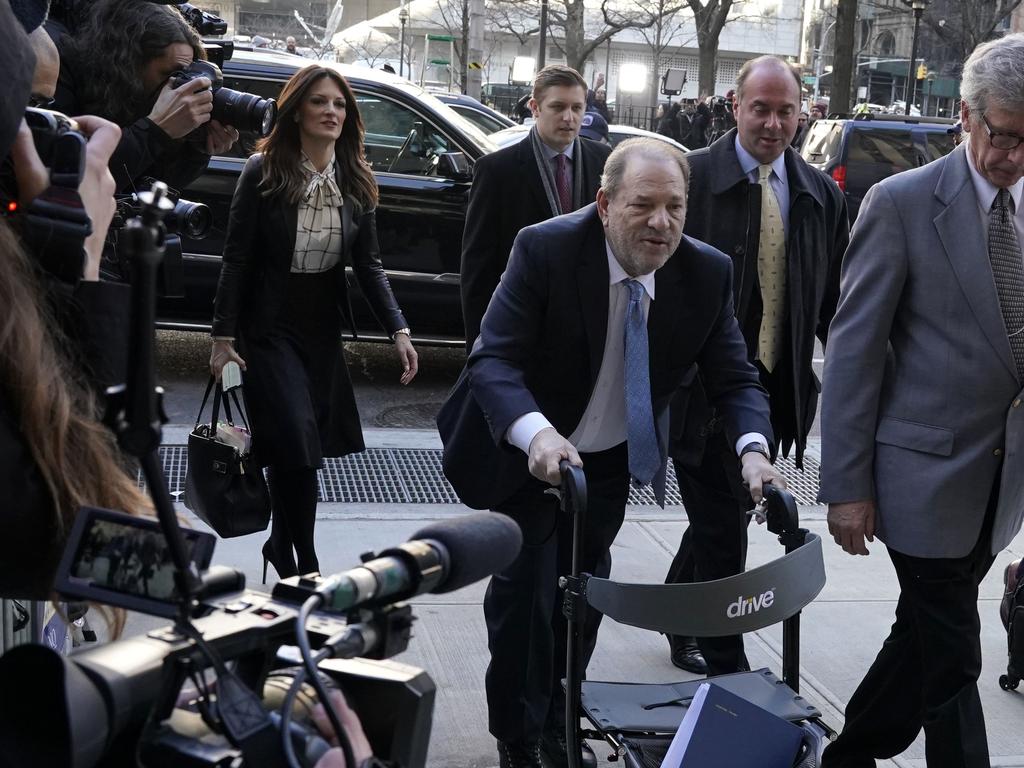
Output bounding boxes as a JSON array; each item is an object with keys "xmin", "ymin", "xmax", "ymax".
[{"xmin": 194, "ymin": 375, "xmax": 255, "ymax": 436}]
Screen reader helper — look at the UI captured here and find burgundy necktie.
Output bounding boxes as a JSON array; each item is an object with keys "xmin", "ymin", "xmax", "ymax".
[{"xmin": 555, "ymin": 153, "xmax": 572, "ymax": 214}]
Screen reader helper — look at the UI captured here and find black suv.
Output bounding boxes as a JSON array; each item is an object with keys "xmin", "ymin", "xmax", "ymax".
[
  {"xmin": 800, "ymin": 113, "xmax": 957, "ymax": 220},
  {"xmin": 158, "ymin": 50, "xmax": 499, "ymax": 345}
]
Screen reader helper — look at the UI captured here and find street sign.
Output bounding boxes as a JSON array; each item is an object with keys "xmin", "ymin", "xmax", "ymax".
[
  {"xmin": 802, "ymin": 75, "xmax": 817, "ymax": 85},
  {"xmin": 469, "ymin": 62, "xmax": 482, "ymax": 70}
]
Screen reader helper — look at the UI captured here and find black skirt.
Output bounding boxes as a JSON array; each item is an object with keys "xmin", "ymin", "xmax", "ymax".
[{"xmin": 239, "ymin": 269, "xmax": 363, "ymax": 469}]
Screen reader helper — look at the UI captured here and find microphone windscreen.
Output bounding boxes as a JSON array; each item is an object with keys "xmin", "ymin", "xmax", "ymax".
[{"xmin": 411, "ymin": 512, "xmax": 522, "ymax": 593}]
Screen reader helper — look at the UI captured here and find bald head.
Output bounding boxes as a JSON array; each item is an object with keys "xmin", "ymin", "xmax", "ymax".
[{"xmin": 29, "ymin": 27, "xmax": 59, "ymax": 102}]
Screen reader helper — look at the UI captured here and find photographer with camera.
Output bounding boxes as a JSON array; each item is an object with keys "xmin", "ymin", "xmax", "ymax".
[
  {"xmin": 50, "ymin": 0, "xmax": 239, "ymax": 194},
  {"xmin": 0, "ymin": 0, "xmax": 154, "ymax": 604}
]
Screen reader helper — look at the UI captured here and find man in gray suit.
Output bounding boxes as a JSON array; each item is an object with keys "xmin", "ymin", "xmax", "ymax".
[{"xmin": 819, "ymin": 34, "xmax": 1024, "ymax": 767}]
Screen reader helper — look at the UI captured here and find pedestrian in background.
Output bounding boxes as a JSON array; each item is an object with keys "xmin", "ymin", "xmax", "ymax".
[
  {"xmin": 820, "ymin": 32, "xmax": 1024, "ymax": 767},
  {"xmin": 791, "ymin": 111, "xmax": 809, "ymax": 148},
  {"xmin": 657, "ymin": 100, "xmax": 682, "ymax": 143},
  {"xmin": 460, "ymin": 64, "xmax": 611, "ymax": 352},
  {"xmin": 664, "ymin": 55, "xmax": 849, "ymax": 676},
  {"xmin": 688, "ymin": 100, "xmax": 710, "ymax": 148},
  {"xmin": 210, "ymin": 65, "xmax": 418, "ymax": 580}
]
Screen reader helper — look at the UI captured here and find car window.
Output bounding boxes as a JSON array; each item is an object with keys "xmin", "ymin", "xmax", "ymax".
[
  {"xmin": 801, "ymin": 122, "xmax": 843, "ymax": 167},
  {"xmin": 849, "ymin": 128, "xmax": 918, "ymax": 171},
  {"xmin": 356, "ymin": 94, "xmax": 453, "ymax": 176},
  {"xmin": 450, "ymin": 104, "xmax": 506, "ymax": 134},
  {"xmin": 925, "ymin": 130, "xmax": 956, "ymax": 160}
]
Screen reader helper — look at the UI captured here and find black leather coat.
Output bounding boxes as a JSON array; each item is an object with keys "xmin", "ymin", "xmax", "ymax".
[{"xmin": 212, "ymin": 154, "xmax": 407, "ymax": 340}]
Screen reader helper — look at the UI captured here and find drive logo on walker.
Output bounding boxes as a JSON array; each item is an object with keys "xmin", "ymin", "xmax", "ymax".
[{"xmin": 726, "ymin": 589, "xmax": 775, "ymax": 618}]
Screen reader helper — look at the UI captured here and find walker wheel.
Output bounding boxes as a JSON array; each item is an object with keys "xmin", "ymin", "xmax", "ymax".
[{"xmin": 999, "ymin": 674, "xmax": 1019, "ymax": 691}]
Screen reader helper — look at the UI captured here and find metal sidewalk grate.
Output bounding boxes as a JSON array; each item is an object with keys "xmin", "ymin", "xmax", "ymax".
[{"xmin": 147, "ymin": 446, "xmax": 821, "ymax": 506}]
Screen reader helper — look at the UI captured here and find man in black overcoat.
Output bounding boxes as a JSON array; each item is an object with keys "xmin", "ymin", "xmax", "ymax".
[
  {"xmin": 665, "ymin": 55, "xmax": 850, "ymax": 676},
  {"xmin": 460, "ymin": 64, "xmax": 611, "ymax": 352}
]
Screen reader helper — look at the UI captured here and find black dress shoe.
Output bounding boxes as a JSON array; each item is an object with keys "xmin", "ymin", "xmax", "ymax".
[
  {"xmin": 539, "ymin": 724, "xmax": 597, "ymax": 768},
  {"xmin": 669, "ymin": 635, "xmax": 709, "ymax": 675},
  {"xmin": 498, "ymin": 740, "xmax": 543, "ymax": 768}
]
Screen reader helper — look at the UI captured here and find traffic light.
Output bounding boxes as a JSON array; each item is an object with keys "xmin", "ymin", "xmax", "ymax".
[{"xmin": 916, "ymin": 63, "xmax": 928, "ymax": 80}]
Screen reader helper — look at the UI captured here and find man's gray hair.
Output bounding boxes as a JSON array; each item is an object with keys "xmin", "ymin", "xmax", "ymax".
[
  {"xmin": 961, "ymin": 33, "xmax": 1024, "ymax": 116},
  {"xmin": 600, "ymin": 138, "xmax": 689, "ymax": 199}
]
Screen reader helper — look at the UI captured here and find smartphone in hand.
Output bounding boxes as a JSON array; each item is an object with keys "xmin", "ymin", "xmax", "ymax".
[{"xmin": 221, "ymin": 360, "xmax": 242, "ymax": 391}]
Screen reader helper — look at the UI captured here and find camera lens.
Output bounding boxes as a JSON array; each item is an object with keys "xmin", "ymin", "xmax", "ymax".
[
  {"xmin": 212, "ymin": 88, "xmax": 278, "ymax": 137},
  {"xmin": 172, "ymin": 199, "xmax": 212, "ymax": 239}
]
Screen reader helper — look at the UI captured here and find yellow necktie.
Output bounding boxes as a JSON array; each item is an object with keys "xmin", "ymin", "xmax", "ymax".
[{"xmin": 757, "ymin": 163, "xmax": 786, "ymax": 372}]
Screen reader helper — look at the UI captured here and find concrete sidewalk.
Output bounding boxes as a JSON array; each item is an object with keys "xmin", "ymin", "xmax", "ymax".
[{"xmin": 155, "ymin": 427, "xmax": 1024, "ymax": 767}]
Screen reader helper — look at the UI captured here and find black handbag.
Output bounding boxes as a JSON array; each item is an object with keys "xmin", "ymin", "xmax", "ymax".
[{"xmin": 184, "ymin": 376, "xmax": 271, "ymax": 538}]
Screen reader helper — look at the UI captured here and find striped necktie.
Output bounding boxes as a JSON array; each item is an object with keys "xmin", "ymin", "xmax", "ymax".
[
  {"xmin": 555, "ymin": 153, "xmax": 572, "ymax": 214},
  {"xmin": 989, "ymin": 188, "xmax": 1024, "ymax": 378},
  {"xmin": 757, "ymin": 163, "xmax": 787, "ymax": 372}
]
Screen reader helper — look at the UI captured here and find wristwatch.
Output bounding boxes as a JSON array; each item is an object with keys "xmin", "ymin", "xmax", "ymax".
[
  {"xmin": 391, "ymin": 327, "xmax": 411, "ymax": 340},
  {"xmin": 739, "ymin": 441, "xmax": 770, "ymax": 461}
]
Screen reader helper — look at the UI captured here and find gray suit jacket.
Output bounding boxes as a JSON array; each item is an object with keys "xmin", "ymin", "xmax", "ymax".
[{"xmin": 818, "ymin": 143, "xmax": 1024, "ymax": 557}]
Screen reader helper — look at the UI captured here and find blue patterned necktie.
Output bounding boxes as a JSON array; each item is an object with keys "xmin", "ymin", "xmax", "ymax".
[{"xmin": 623, "ymin": 279, "xmax": 660, "ymax": 486}]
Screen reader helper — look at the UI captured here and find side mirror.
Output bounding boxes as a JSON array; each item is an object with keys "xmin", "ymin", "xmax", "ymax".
[{"xmin": 436, "ymin": 151, "xmax": 473, "ymax": 181}]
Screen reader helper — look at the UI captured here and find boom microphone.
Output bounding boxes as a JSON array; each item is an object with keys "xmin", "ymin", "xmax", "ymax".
[{"xmin": 314, "ymin": 512, "xmax": 523, "ymax": 612}]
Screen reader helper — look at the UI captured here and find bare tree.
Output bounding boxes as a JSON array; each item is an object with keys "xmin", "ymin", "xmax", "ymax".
[
  {"xmin": 632, "ymin": 0, "xmax": 693, "ymax": 106},
  {"xmin": 338, "ymin": 30, "xmax": 399, "ymax": 67},
  {"xmin": 422, "ymin": 0, "xmax": 519, "ymax": 92},
  {"xmin": 912, "ymin": 0, "xmax": 1024, "ymax": 64},
  {"xmin": 539, "ymin": 0, "xmax": 682, "ymax": 72},
  {"xmin": 683, "ymin": 0, "xmax": 734, "ymax": 97},
  {"xmin": 489, "ymin": 0, "xmax": 541, "ymax": 45},
  {"xmin": 829, "ymin": 0, "xmax": 857, "ymax": 114}
]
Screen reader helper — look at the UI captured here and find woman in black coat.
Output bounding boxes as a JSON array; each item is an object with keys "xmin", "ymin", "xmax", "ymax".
[{"xmin": 210, "ymin": 65, "xmax": 418, "ymax": 579}]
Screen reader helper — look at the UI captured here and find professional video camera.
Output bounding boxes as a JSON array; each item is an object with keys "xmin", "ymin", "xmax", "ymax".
[
  {"xmin": 0, "ymin": 504, "xmax": 522, "ymax": 767},
  {"xmin": 710, "ymin": 95, "xmax": 728, "ymax": 119},
  {"xmin": 102, "ymin": 182, "xmax": 212, "ymax": 297}
]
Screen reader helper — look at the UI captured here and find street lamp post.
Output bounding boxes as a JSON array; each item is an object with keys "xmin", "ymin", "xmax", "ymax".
[
  {"xmin": 398, "ymin": 5, "xmax": 409, "ymax": 78},
  {"xmin": 905, "ymin": 0, "xmax": 929, "ymax": 115}
]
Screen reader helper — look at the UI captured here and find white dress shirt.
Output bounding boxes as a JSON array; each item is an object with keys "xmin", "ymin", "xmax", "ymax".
[
  {"xmin": 965, "ymin": 137, "xmax": 1024, "ymax": 244},
  {"xmin": 734, "ymin": 136, "xmax": 790, "ymax": 231},
  {"xmin": 506, "ymin": 243, "xmax": 768, "ymax": 457}
]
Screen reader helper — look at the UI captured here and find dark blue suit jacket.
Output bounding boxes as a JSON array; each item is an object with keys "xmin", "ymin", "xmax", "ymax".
[{"xmin": 437, "ymin": 203, "xmax": 772, "ymax": 510}]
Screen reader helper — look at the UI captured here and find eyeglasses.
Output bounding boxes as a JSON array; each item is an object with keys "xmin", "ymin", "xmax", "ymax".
[
  {"xmin": 28, "ymin": 94, "xmax": 55, "ymax": 109},
  {"xmin": 981, "ymin": 113, "xmax": 1024, "ymax": 150}
]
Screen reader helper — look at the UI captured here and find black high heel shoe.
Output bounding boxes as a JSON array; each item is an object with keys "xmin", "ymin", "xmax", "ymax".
[{"xmin": 262, "ymin": 539, "xmax": 298, "ymax": 583}]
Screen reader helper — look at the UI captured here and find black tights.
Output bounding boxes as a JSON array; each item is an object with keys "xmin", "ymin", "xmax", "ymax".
[{"xmin": 266, "ymin": 465, "xmax": 320, "ymax": 576}]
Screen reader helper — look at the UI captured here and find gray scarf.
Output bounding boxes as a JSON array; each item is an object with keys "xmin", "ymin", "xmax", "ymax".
[{"xmin": 529, "ymin": 126, "xmax": 584, "ymax": 217}]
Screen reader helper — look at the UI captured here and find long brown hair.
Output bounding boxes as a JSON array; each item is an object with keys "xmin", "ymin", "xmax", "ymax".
[
  {"xmin": 0, "ymin": 221, "xmax": 150, "ymax": 635},
  {"xmin": 256, "ymin": 66, "xmax": 378, "ymax": 211},
  {"xmin": 60, "ymin": 0, "xmax": 205, "ymax": 127}
]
